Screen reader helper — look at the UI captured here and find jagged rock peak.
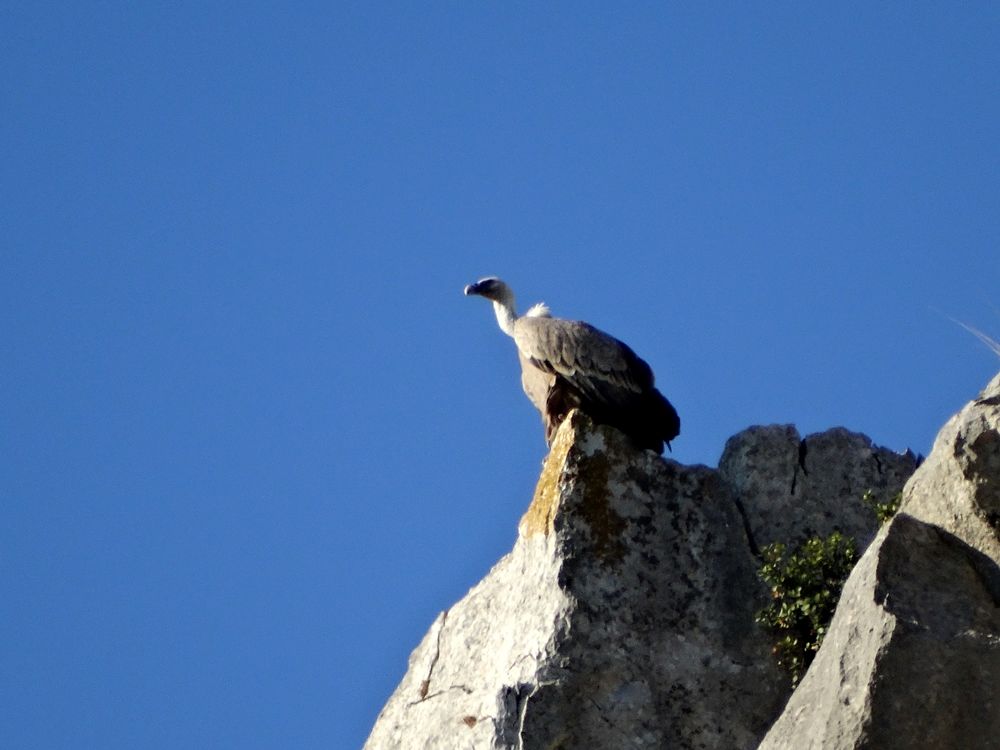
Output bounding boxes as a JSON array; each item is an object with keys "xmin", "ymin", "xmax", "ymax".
[
  {"xmin": 365, "ymin": 411, "xmax": 786, "ymax": 749},
  {"xmin": 760, "ymin": 370, "xmax": 1000, "ymax": 750},
  {"xmin": 366, "ymin": 383, "xmax": 991, "ymax": 749},
  {"xmin": 719, "ymin": 424, "xmax": 918, "ymax": 553}
]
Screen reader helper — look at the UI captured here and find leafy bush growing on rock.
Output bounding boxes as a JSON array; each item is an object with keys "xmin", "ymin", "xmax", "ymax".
[
  {"xmin": 756, "ymin": 532, "xmax": 858, "ymax": 686},
  {"xmin": 863, "ymin": 489, "xmax": 902, "ymax": 526}
]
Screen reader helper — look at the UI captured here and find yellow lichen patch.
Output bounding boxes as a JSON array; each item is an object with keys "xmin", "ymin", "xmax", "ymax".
[
  {"xmin": 576, "ymin": 450, "xmax": 627, "ymax": 564},
  {"xmin": 518, "ymin": 413, "xmax": 628, "ymax": 562},
  {"xmin": 519, "ymin": 420, "xmax": 576, "ymax": 538}
]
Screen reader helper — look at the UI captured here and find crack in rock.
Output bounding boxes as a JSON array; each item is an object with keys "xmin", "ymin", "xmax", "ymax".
[{"xmin": 414, "ymin": 610, "xmax": 448, "ymax": 703}]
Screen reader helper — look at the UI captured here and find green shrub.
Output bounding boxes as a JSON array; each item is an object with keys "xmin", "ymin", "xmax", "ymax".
[
  {"xmin": 755, "ymin": 532, "xmax": 858, "ymax": 686},
  {"xmin": 863, "ymin": 489, "xmax": 902, "ymax": 526}
]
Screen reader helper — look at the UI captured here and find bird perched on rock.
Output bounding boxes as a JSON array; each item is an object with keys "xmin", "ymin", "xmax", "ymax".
[{"xmin": 464, "ymin": 277, "xmax": 680, "ymax": 454}]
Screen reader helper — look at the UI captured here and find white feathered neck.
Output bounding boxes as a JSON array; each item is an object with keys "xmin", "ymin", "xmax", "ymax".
[{"xmin": 493, "ymin": 297, "xmax": 550, "ymax": 337}]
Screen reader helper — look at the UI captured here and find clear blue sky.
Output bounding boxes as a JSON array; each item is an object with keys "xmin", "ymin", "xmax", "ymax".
[{"xmin": 3, "ymin": 3, "xmax": 999, "ymax": 748}]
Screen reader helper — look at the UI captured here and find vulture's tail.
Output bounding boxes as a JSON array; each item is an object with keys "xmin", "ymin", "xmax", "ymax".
[
  {"xmin": 649, "ymin": 388, "xmax": 680, "ymax": 453},
  {"xmin": 609, "ymin": 388, "xmax": 680, "ymax": 454}
]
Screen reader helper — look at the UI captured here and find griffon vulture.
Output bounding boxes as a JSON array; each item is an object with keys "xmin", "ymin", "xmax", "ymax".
[{"xmin": 464, "ymin": 277, "xmax": 680, "ymax": 454}]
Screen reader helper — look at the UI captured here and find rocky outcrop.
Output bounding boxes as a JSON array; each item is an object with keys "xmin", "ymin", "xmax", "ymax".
[
  {"xmin": 365, "ymin": 412, "xmax": 787, "ymax": 750},
  {"xmin": 365, "ymin": 411, "xmax": 920, "ymax": 749},
  {"xmin": 719, "ymin": 425, "xmax": 917, "ymax": 552},
  {"xmin": 365, "ymin": 372, "xmax": 1000, "ymax": 749},
  {"xmin": 760, "ymin": 372, "xmax": 1000, "ymax": 750}
]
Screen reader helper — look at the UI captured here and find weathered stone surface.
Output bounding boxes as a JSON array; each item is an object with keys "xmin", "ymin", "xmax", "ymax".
[
  {"xmin": 365, "ymin": 412, "xmax": 788, "ymax": 749},
  {"xmin": 368, "ymin": 372, "xmax": 996, "ymax": 749},
  {"xmin": 760, "ymin": 371, "xmax": 1000, "ymax": 750},
  {"xmin": 904, "ymin": 372, "xmax": 1000, "ymax": 561},
  {"xmin": 719, "ymin": 425, "xmax": 917, "ymax": 552}
]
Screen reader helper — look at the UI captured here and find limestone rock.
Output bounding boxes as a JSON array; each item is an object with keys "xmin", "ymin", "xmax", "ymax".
[
  {"xmin": 366, "ymin": 381, "xmax": 977, "ymax": 749},
  {"xmin": 760, "ymin": 371, "xmax": 1000, "ymax": 750},
  {"xmin": 719, "ymin": 425, "xmax": 917, "ymax": 552},
  {"xmin": 364, "ymin": 412, "xmax": 787, "ymax": 749},
  {"xmin": 904, "ymin": 371, "xmax": 1000, "ymax": 561}
]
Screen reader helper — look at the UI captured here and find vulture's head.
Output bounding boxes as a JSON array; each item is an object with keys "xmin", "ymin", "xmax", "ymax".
[{"xmin": 464, "ymin": 277, "xmax": 514, "ymax": 306}]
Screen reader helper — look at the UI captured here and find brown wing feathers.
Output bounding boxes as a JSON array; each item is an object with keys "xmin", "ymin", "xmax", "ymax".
[{"xmin": 514, "ymin": 317, "xmax": 679, "ymax": 453}]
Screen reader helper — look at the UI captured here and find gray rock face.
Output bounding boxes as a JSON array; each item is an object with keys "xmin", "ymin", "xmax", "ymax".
[
  {"xmin": 365, "ymin": 412, "xmax": 787, "ymax": 749},
  {"xmin": 367, "ymin": 371, "xmax": 1000, "ymax": 749},
  {"xmin": 905, "ymin": 374, "xmax": 1000, "ymax": 562},
  {"xmin": 719, "ymin": 425, "xmax": 917, "ymax": 552},
  {"xmin": 760, "ymin": 371, "xmax": 1000, "ymax": 750}
]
